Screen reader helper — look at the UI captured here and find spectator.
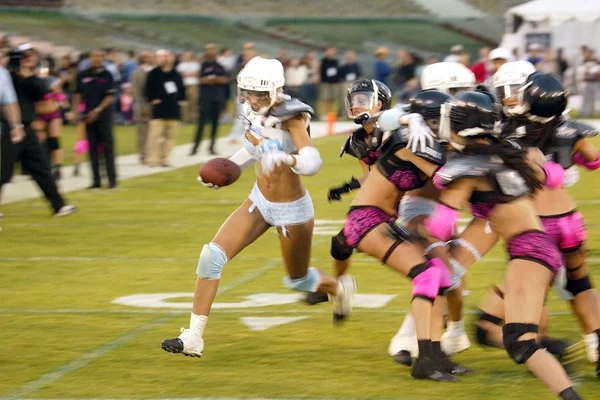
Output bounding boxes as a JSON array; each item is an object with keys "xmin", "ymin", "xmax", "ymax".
[
  {"xmin": 302, "ymin": 50, "xmax": 320, "ymax": 117},
  {"xmin": 1, "ymin": 45, "xmax": 76, "ymax": 217},
  {"xmin": 121, "ymin": 49, "xmax": 137, "ymax": 83},
  {"xmin": 145, "ymin": 50, "xmax": 185, "ymax": 167},
  {"xmin": 191, "ymin": 43, "xmax": 228, "ymax": 156},
  {"xmin": 176, "ymin": 50, "xmax": 200, "ymax": 124},
  {"xmin": 540, "ymin": 48, "xmax": 559, "ymax": 75},
  {"xmin": 489, "ymin": 48, "xmax": 511, "ymax": 74},
  {"xmin": 556, "ymin": 48, "xmax": 569, "ymax": 80},
  {"xmin": 373, "ymin": 47, "xmax": 391, "ymax": 86},
  {"xmin": 72, "ymin": 48, "xmax": 117, "ymax": 189},
  {"xmin": 470, "ymin": 47, "xmax": 490, "ymax": 84},
  {"xmin": 119, "ymin": 82, "xmax": 134, "ymax": 124},
  {"xmin": 284, "ymin": 57, "xmax": 308, "ymax": 100},
  {"xmin": 227, "ymin": 43, "xmax": 256, "ymax": 144},
  {"xmin": 218, "ymin": 48, "xmax": 236, "ymax": 124},
  {"xmin": 278, "ymin": 48, "xmax": 290, "ymax": 70},
  {"xmin": 396, "ymin": 49, "xmax": 416, "ymax": 90},
  {"xmin": 339, "ymin": 50, "xmax": 362, "ymax": 83},
  {"xmin": 526, "ymin": 43, "xmax": 543, "ymax": 67},
  {"xmin": 580, "ymin": 49, "xmax": 600, "ymax": 118},
  {"xmin": 218, "ymin": 48, "xmax": 236, "ymax": 73},
  {"xmin": 458, "ymin": 53, "xmax": 471, "ymax": 68},
  {"xmin": 444, "ymin": 44, "xmax": 464, "ymax": 63},
  {"xmin": 131, "ymin": 51, "xmax": 154, "ymax": 164},
  {"xmin": 320, "ymin": 46, "xmax": 341, "ymax": 116}
]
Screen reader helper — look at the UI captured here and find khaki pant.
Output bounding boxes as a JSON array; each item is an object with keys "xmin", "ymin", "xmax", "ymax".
[
  {"xmin": 181, "ymin": 85, "xmax": 199, "ymax": 123},
  {"xmin": 146, "ymin": 119, "xmax": 180, "ymax": 166},
  {"xmin": 135, "ymin": 104, "xmax": 151, "ymax": 163}
]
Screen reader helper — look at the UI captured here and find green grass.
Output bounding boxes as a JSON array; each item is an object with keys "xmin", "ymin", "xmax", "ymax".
[{"xmin": 2, "ymin": 134, "xmax": 600, "ymax": 399}]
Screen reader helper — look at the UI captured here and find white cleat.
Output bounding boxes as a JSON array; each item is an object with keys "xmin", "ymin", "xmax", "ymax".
[
  {"xmin": 54, "ymin": 205, "xmax": 77, "ymax": 217},
  {"xmin": 441, "ymin": 329, "xmax": 471, "ymax": 356},
  {"xmin": 331, "ymin": 274, "xmax": 356, "ymax": 323},
  {"xmin": 161, "ymin": 328, "xmax": 204, "ymax": 358},
  {"xmin": 584, "ymin": 332, "xmax": 599, "ymax": 363},
  {"xmin": 389, "ymin": 333, "xmax": 419, "ymax": 359}
]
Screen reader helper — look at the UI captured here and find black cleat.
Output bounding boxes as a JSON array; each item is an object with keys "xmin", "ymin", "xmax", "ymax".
[
  {"xmin": 411, "ymin": 357, "xmax": 458, "ymax": 382},
  {"xmin": 306, "ymin": 291, "xmax": 329, "ymax": 305},
  {"xmin": 333, "ymin": 312, "xmax": 346, "ymax": 324},
  {"xmin": 392, "ymin": 350, "xmax": 413, "ymax": 366},
  {"xmin": 162, "ymin": 338, "xmax": 201, "ymax": 357}
]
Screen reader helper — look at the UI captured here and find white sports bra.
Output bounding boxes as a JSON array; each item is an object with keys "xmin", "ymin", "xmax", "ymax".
[{"xmin": 241, "ymin": 104, "xmax": 298, "ymax": 160}]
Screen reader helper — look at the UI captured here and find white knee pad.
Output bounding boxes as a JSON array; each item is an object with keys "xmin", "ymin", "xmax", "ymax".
[
  {"xmin": 449, "ymin": 258, "xmax": 467, "ymax": 291},
  {"xmin": 283, "ymin": 267, "xmax": 320, "ymax": 292},
  {"xmin": 196, "ymin": 243, "xmax": 228, "ymax": 280},
  {"xmin": 552, "ymin": 267, "xmax": 574, "ymax": 301}
]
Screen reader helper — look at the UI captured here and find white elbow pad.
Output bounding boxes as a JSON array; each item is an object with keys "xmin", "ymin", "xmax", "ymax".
[
  {"xmin": 229, "ymin": 147, "xmax": 256, "ymax": 170},
  {"xmin": 377, "ymin": 106, "xmax": 405, "ymax": 131},
  {"xmin": 291, "ymin": 146, "xmax": 322, "ymax": 176}
]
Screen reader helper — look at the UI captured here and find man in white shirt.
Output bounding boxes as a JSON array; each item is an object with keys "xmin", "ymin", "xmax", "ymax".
[{"xmin": 176, "ymin": 51, "xmax": 200, "ymax": 124}]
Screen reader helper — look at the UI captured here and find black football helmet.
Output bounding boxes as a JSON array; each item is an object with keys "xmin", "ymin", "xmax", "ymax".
[
  {"xmin": 346, "ymin": 79, "xmax": 392, "ymax": 124},
  {"xmin": 444, "ymin": 91, "xmax": 499, "ymax": 139},
  {"xmin": 510, "ymin": 72, "xmax": 567, "ymax": 122},
  {"xmin": 409, "ymin": 89, "xmax": 452, "ymax": 129}
]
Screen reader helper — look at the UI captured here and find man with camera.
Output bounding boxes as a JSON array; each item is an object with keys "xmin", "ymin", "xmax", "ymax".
[{"xmin": 0, "ymin": 43, "xmax": 76, "ymax": 217}]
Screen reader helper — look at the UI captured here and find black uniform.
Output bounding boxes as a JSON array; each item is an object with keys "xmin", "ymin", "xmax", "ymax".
[
  {"xmin": 76, "ymin": 67, "xmax": 117, "ymax": 188},
  {"xmin": 0, "ymin": 71, "xmax": 66, "ymax": 213}
]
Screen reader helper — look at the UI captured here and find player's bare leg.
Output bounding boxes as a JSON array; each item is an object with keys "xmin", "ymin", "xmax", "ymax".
[{"xmin": 162, "ymin": 199, "xmax": 270, "ymax": 357}]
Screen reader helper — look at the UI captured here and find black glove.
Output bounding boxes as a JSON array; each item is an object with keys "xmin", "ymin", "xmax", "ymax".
[{"xmin": 327, "ymin": 177, "xmax": 361, "ymax": 202}]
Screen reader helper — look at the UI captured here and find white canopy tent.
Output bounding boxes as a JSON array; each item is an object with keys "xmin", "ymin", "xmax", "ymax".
[{"xmin": 501, "ymin": 0, "xmax": 600, "ymax": 59}]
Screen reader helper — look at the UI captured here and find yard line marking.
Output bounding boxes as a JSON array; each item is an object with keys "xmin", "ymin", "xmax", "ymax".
[
  {"xmin": 0, "ymin": 308, "xmax": 576, "ymax": 317},
  {"xmin": 0, "ymin": 315, "xmax": 173, "ymax": 400},
  {"xmin": 0, "ymin": 242, "xmax": 319, "ymax": 400},
  {"xmin": 2, "ymin": 256, "xmax": 599, "ymax": 264}
]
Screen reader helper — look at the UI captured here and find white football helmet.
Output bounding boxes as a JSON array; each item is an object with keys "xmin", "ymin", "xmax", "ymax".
[
  {"xmin": 237, "ymin": 56, "xmax": 285, "ymax": 115},
  {"xmin": 420, "ymin": 62, "xmax": 475, "ymax": 94},
  {"xmin": 492, "ymin": 61, "xmax": 536, "ymax": 105}
]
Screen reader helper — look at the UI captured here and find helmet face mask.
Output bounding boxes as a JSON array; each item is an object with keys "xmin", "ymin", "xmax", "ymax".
[
  {"xmin": 237, "ymin": 56, "xmax": 285, "ymax": 115},
  {"xmin": 346, "ymin": 79, "xmax": 391, "ymax": 125}
]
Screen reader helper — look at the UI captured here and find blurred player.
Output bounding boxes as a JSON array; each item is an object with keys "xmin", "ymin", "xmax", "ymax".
[
  {"xmin": 419, "ymin": 89, "xmax": 581, "ymax": 399},
  {"xmin": 475, "ymin": 68, "xmax": 600, "ymax": 377},
  {"xmin": 305, "ymin": 79, "xmax": 392, "ymax": 306},
  {"xmin": 385, "ymin": 62, "xmax": 479, "ymax": 363},
  {"xmin": 161, "ymin": 57, "xmax": 354, "ymax": 358}
]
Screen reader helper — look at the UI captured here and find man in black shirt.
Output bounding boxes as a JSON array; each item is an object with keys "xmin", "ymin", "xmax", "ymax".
[
  {"xmin": 1, "ymin": 44, "xmax": 76, "ymax": 217},
  {"xmin": 145, "ymin": 50, "xmax": 185, "ymax": 167},
  {"xmin": 72, "ymin": 49, "xmax": 117, "ymax": 189},
  {"xmin": 320, "ymin": 47, "xmax": 342, "ymax": 118},
  {"xmin": 191, "ymin": 44, "xmax": 229, "ymax": 156}
]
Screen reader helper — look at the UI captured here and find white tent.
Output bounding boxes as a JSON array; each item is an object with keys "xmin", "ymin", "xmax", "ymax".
[{"xmin": 501, "ymin": 0, "xmax": 600, "ymax": 59}]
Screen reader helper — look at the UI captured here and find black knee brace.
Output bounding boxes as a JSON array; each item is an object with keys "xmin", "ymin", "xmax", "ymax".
[
  {"xmin": 566, "ymin": 276, "xmax": 593, "ymax": 297},
  {"xmin": 503, "ymin": 323, "xmax": 540, "ymax": 364},
  {"xmin": 47, "ymin": 137, "xmax": 60, "ymax": 151},
  {"xmin": 475, "ymin": 311, "xmax": 503, "ymax": 346},
  {"xmin": 330, "ymin": 230, "xmax": 353, "ymax": 261}
]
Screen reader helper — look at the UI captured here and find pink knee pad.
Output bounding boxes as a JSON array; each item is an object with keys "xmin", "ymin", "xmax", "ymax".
[
  {"xmin": 423, "ymin": 204, "xmax": 459, "ymax": 241},
  {"xmin": 74, "ymin": 139, "xmax": 89, "ymax": 154},
  {"xmin": 429, "ymin": 257, "xmax": 452, "ymax": 294},
  {"xmin": 558, "ymin": 212, "xmax": 587, "ymax": 251},
  {"xmin": 410, "ymin": 263, "xmax": 441, "ymax": 302}
]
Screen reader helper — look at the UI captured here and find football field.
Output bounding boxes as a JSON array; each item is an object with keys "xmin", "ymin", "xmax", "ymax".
[{"xmin": 2, "ymin": 134, "xmax": 600, "ymax": 400}]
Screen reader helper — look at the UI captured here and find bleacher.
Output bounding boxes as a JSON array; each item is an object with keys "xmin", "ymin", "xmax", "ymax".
[
  {"xmin": 465, "ymin": 0, "xmax": 529, "ymax": 15},
  {"xmin": 63, "ymin": 0, "xmax": 428, "ymax": 17}
]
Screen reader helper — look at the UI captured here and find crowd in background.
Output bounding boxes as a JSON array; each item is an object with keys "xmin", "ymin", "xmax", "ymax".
[{"xmin": 2, "ymin": 35, "xmax": 600, "ymax": 191}]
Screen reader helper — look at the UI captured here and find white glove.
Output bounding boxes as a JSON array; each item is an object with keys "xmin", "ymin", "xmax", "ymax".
[
  {"xmin": 197, "ymin": 176, "xmax": 220, "ymax": 190},
  {"xmin": 407, "ymin": 113, "xmax": 436, "ymax": 153},
  {"xmin": 260, "ymin": 150, "xmax": 294, "ymax": 176},
  {"xmin": 563, "ymin": 165, "xmax": 580, "ymax": 188}
]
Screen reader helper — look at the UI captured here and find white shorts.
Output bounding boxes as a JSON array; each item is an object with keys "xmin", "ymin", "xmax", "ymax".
[
  {"xmin": 398, "ymin": 196, "xmax": 437, "ymax": 226},
  {"xmin": 248, "ymin": 183, "xmax": 314, "ymax": 233}
]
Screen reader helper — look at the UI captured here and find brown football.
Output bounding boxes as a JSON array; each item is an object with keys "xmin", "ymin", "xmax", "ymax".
[{"xmin": 199, "ymin": 158, "xmax": 242, "ymax": 187}]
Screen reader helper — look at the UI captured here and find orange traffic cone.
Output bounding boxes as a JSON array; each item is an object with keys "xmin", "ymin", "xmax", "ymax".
[{"xmin": 326, "ymin": 112, "xmax": 336, "ymax": 136}]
